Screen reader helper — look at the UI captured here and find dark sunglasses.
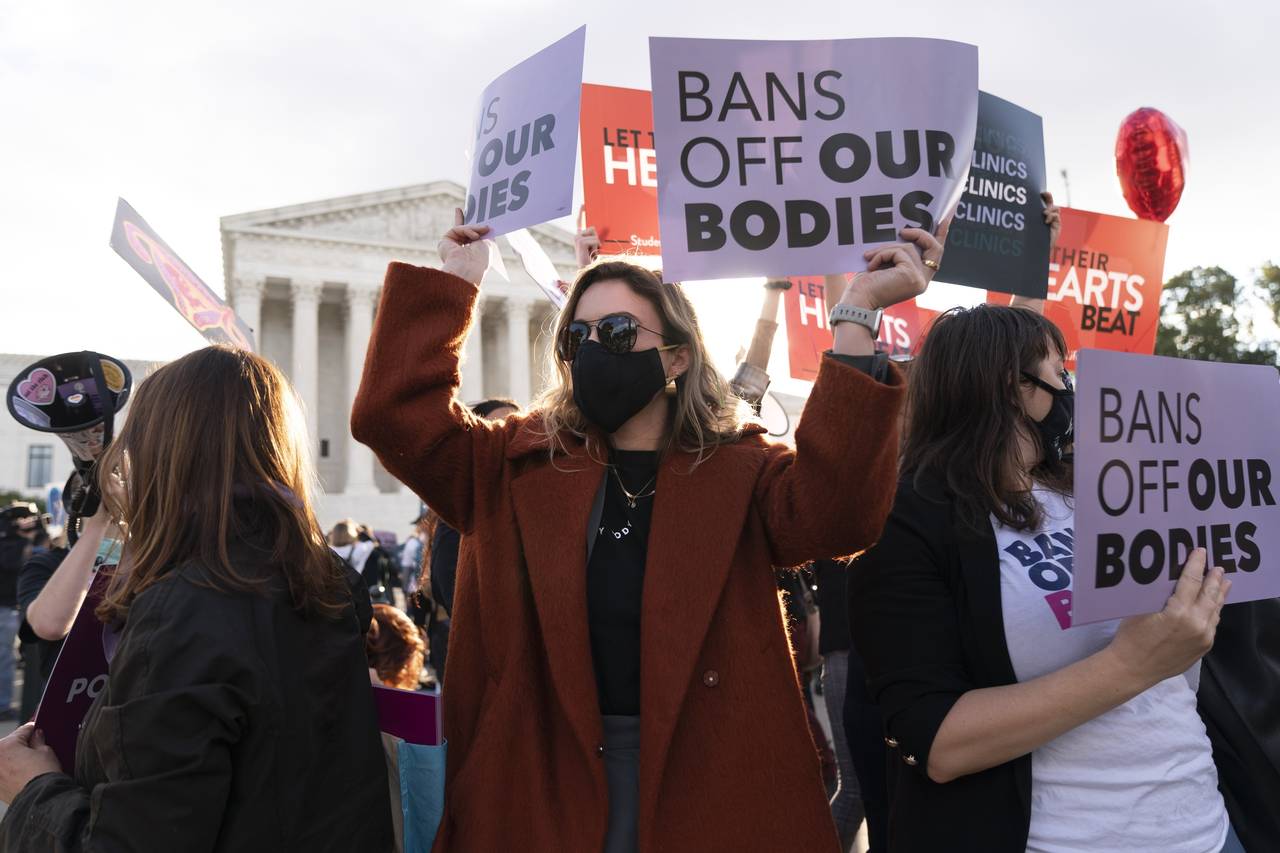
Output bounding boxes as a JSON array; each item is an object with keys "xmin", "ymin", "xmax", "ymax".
[
  {"xmin": 1021, "ymin": 369, "xmax": 1074, "ymax": 395},
  {"xmin": 557, "ymin": 314, "xmax": 678, "ymax": 362}
]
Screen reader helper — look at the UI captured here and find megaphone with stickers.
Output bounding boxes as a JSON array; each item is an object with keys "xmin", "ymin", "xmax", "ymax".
[{"xmin": 6, "ymin": 351, "xmax": 132, "ymax": 540}]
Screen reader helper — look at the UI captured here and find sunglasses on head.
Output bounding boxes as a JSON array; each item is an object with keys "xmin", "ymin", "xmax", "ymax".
[
  {"xmin": 557, "ymin": 314, "xmax": 678, "ymax": 362},
  {"xmin": 1021, "ymin": 369, "xmax": 1074, "ymax": 395}
]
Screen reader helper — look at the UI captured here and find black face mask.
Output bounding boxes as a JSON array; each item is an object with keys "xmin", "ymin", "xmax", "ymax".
[
  {"xmin": 1023, "ymin": 370, "xmax": 1075, "ymax": 465},
  {"xmin": 572, "ymin": 340, "xmax": 669, "ymax": 434}
]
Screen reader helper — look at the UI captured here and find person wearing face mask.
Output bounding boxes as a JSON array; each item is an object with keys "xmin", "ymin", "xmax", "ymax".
[
  {"xmin": 351, "ymin": 210, "xmax": 940, "ymax": 853},
  {"xmin": 848, "ymin": 305, "xmax": 1242, "ymax": 853}
]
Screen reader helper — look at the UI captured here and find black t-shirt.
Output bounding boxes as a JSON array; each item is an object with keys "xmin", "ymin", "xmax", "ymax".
[
  {"xmin": 814, "ymin": 558, "xmax": 851, "ymax": 656},
  {"xmin": 587, "ymin": 449, "xmax": 658, "ymax": 717},
  {"xmin": 17, "ymin": 547, "xmax": 70, "ymax": 685}
]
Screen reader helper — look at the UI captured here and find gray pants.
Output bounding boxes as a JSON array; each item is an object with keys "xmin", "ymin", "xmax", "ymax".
[
  {"xmin": 822, "ymin": 651, "xmax": 865, "ymax": 852},
  {"xmin": 602, "ymin": 715, "xmax": 640, "ymax": 853}
]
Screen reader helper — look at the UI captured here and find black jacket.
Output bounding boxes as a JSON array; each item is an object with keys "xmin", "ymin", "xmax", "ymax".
[
  {"xmin": 0, "ymin": 550, "xmax": 393, "ymax": 852},
  {"xmin": 848, "ymin": 478, "xmax": 1034, "ymax": 853},
  {"xmin": 1197, "ymin": 596, "xmax": 1280, "ymax": 851},
  {"xmin": 850, "ymin": 477, "xmax": 1278, "ymax": 853}
]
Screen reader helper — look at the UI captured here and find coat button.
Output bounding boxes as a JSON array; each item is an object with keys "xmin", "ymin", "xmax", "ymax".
[
  {"xmin": 884, "ymin": 737, "xmax": 899, "ymax": 748},
  {"xmin": 903, "ymin": 754, "xmax": 918, "ymax": 766},
  {"xmin": 702, "ymin": 670, "xmax": 720, "ymax": 688}
]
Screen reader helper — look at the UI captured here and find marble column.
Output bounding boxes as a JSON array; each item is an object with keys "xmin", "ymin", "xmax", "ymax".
[
  {"xmin": 229, "ymin": 277, "xmax": 264, "ymax": 349},
  {"xmin": 505, "ymin": 297, "xmax": 533, "ymax": 405},
  {"xmin": 290, "ymin": 279, "xmax": 323, "ymax": 447},
  {"xmin": 345, "ymin": 282, "xmax": 379, "ymax": 494},
  {"xmin": 458, "ymin": 299, "xmax": 485, "ymax": 405}
]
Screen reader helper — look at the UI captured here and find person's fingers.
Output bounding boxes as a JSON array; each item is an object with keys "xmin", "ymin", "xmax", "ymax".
[
  {"xmin": 867, "ymin": 247, "xmax": 915, "ymax": 273},
  {"xmin": 901, "ymin": 228, "xmax": 942, "ymax": 265},
  {"xmin": 1171, "ymin": 548, "xmax": 1208, "ymax": 606},
  {"xmin": 863, "ymin": 242, "xmax": 909, "ymax": 261},
  {"xmin": 1195, "ymin": 566, "xmax": 1225, "ymax": 612},
  {"xmin": 864, "ymin": 248, "xmax": 899, "ymax": 272},
  {"xmin": 578, "ymin": 205, "xmax": 587, "ymax": 231},
  {"xmin": 934, "ymin": 212, "xmax": 955, "ymax": 245},
  {"xmin": 1041, "ymin": 191, "xmax": 1055, "ymax": 206},
  {"xmin": 454, "ymin": 207, "xmax": 464, "ymax": 227},
  {"xmin": 10, "ymin": 722, "xmax": 35, "ymax": 746},
  {"xmin": 30, "ymin": 728, "xmax": 46, "ymax": 749}
]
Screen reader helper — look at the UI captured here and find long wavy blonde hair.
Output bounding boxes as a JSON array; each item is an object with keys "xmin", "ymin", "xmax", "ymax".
[{"xmin": 536, "ymin": 261, "xmax": 750, "ymax": 465}]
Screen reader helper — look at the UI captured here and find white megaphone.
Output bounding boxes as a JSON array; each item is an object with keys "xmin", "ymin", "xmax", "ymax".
[{"xmin": 7, "ymin": 352, "xmax": 132, "ymax": 538}]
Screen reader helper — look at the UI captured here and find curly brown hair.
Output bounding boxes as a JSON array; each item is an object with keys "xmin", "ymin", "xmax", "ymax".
[{"xmin": 366, "ymin": 604, "xmax": 426, "ymax": 690}]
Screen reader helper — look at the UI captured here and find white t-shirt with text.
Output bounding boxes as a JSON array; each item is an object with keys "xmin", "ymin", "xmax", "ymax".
[{"xmin": 993, "ymin": 488, "xmax": 1227, "ymax": 853}]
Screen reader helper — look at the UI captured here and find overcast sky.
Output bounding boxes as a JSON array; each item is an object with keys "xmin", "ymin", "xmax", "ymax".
[{"xmin": 1, "ymin": 0, "xmax": 1276, "ymax": 365}]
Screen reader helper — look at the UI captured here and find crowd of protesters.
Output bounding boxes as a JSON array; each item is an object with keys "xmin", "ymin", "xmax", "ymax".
[{"xmin": 0, "ymin": 188, "xmax": 1272, "ymax": 853}]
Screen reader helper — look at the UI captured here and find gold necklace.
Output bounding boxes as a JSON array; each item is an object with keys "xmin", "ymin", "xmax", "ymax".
[{"xmin": 611, "ymin": 466, "xmax": 656, "ymax": 509}]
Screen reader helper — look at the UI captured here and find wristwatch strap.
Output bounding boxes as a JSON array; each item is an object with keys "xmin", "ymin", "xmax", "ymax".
[{"xmin": 828, "ymin": 302, "xmax": 884, "ymax": 337}]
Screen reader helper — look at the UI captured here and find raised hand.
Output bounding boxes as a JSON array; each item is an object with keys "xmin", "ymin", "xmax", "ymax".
[
  {"xmin": 575, "ymin": 210, "xmax": 601, "ymax": 269},
  {"xmin": 1042, "ymin": 191, "xmax": 1062, "ymax": 250},
  {"xmin": 439, "ymin": 208, "xmax": 494, "ymax": 285},
  {"xmin": 842, "ymin": 226, "xmax": 945, "ymax": 310}
]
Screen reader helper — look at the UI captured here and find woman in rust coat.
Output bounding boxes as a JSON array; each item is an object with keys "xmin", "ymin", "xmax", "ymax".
[{"xmin": 352, "ymin": 212, "xmax": 944, "ymax": 853}]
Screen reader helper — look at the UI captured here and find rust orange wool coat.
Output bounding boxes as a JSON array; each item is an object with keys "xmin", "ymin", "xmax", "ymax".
[{"xmin": 351, "ymin": 263, "xmax": 904, "ymax": 853}]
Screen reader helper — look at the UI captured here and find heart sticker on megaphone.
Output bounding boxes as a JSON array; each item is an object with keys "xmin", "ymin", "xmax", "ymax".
[{"xmin": 7, "ymin": 352, "xmax": 133, "ymax": 462}]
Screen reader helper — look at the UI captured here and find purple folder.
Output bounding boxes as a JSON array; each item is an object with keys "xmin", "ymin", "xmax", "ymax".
[
  {"xmin": 33, "ymin": 571, "xmax": 113, "ymax": 773},
  {"xmin": 372, "ymin": 684, "xmax": 442, "ymax": 746}
]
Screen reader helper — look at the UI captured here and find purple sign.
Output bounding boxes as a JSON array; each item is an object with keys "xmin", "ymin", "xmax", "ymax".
[
  {"xmin": 372, "ymin": 685, "xmax": 442, "ymax": 746},
  {"xmin": 649, "ymin": 37, "xmax": 978, "ymax": 282},
  {"xmin": 34, "ymin": 571, "xmax": 113, "ymax": 773},
  {"xmin": 1074, "ymin": 349, "xmax": 1280, "ymax": 624},
  {"xmin": 463, "ymin": 26, "xmax": 586, "ymax": 238}
]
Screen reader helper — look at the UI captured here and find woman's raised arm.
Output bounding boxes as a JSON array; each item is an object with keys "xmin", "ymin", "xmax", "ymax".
[{"xmin": 351, "ymin": 212, "xmax": 517, "ymax": 534}]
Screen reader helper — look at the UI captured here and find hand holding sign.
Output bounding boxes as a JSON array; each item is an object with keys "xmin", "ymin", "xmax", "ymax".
[
  {"xmin": 575, "ymin": 209, "xmax": 601, "ymax": 268},
  {"xmin": 1107, "ymin": 549, "xmax": 1229, "ymax": 688},
  {"xmin": 0, "ymin": 723, "xmax": 62, "ymax": 804},
  {"xmin": 847, "ymin": 225, "xmax": 945, "ymax": 310},
  {"xmin": 440, "ymin": 210, "xmax": 494, "ymax": 285}
]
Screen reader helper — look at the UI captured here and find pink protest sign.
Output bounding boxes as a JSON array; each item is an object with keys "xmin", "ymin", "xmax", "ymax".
[
  {"xmin": 372, "ymin": 685, "xmax": 442, "ymax": 746},
  {"xmin": 648, "ymin": 37, "xmax": 978, "ymax": 281},
  {"xmin": 463, "ymin": 26, "xmax": 586, "ymax": 237},
  {"xmin": 34, "ymin": 571, "xmax": 113, "ymax": 773},
  {"xmin": 1073, "ymin": 350, "xmax": 1280, "ymax": 624},
  {"xmin": 110, "ymin": 198, "xmax": 256, "ymax": 351}
]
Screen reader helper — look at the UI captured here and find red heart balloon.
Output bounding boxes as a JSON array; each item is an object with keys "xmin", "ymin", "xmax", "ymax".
[{"xmin": 1115, "ymin": 108, "xmax": 1189, "ymax": 222}]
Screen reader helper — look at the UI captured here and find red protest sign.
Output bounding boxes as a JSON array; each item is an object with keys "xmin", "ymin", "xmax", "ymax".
[
  {"xmin": 987, "ymin": 207, "xmax": 1168, "ymax": 367},
  {"xmin": 783, "ymin": 276, "xmax": 937, "ymax": 380},
  {"xmin": 579, "ymin": 84, "xmax": 660, "ymax": 256}
]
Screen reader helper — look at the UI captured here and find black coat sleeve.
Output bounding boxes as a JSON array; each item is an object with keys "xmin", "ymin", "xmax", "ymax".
[
  {"xmin": 430, "ymin": 524, "xmax": 461, "ymax": 615},
  {"xmin": 0, "ymin": 577, "xmax": 256, "ymax": 852},
  {"xmin": 847, "ymin": 484, "xmax": 974, "ymax": 780}
]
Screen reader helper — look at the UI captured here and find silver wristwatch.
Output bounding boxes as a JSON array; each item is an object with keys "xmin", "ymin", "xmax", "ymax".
[{"xmin": 828, "ymin": 302, "xmax": 884, "ymax": 336}]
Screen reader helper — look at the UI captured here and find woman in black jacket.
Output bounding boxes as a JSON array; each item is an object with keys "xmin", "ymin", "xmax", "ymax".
[
  {"xmin": 849, "ymin": 306, "xmax": 1243, "ymax": 853},
  {"xmin": 0, "ymin": 346, "xmax": 392, "ymax": 852}
]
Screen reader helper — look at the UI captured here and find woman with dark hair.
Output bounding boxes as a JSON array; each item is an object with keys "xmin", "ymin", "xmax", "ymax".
[
  {"xmin": 849, "ymin": 306, "xmax": 1241, "ymax": 853},
  {"xmin": 352, "ymin": 211, "xmax": 939, "ymax": 852},
  {"xmin": 0, "ymin": 346, "xmax": 392, "ymax": 852}
]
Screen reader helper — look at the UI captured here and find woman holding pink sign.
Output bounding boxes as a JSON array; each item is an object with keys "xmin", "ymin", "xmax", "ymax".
[
  {"xmin": 849, "ymin": 306, "xmax": 1242, "ymax": 853},
  {"xmin": 351, "ymin": 210, "xmax": 940, "ymax": 852}
]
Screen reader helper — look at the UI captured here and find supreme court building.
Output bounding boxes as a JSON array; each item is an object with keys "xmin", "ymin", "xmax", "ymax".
[{"xmin": 220, "ymin": 180, "xmax": 577, "ymax": 534}]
